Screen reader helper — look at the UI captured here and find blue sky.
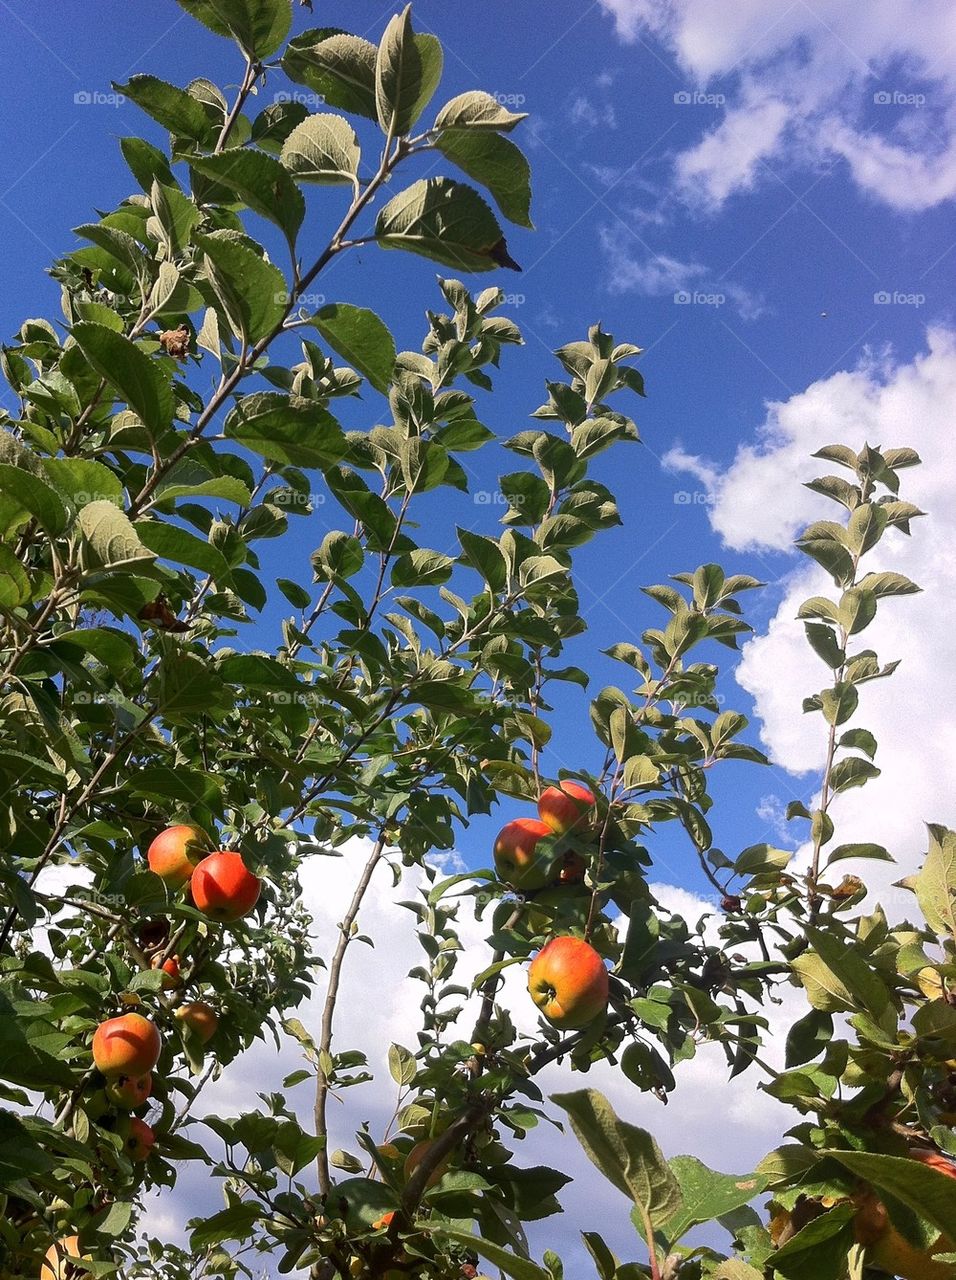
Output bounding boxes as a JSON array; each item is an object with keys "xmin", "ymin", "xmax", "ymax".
[{"xmin": 7, "ymin": 1, "xmax": 956, "ymax": 1269}]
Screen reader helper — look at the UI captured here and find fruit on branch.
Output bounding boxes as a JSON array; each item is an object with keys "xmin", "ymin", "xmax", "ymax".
[
  {"xmin": 853, "ymin": 1189, "xmax": 954, "ymax": 1280},
  {"xmin": 174, "ymin": 1001, "xmax": 218, "ymax": 1044},
  {"xmin": 105, "ymin": 1071, "xmax": 152, "ymax": 1110},
  {"xmin": 404, "ymin": 1138, "xmax": 451, "ymax": 1189},
  {"xmin": 493, "ymin": 817, "xmax": 553, "ymax": 890},
  {"xmin": 151, "ymin": 954, "xmax": 181, "ymax": 989},
  {"xmin": 190, "ymin": 851, "xmax": 261, "ymax": 922},
  {"xmin": 371, "ymin": 1211, "xmax": 396, "ymax": 1229},
  {"xmin": 40, "ymin": 1237, "xmax": 90, "ymax": 1279},
  {"xmin": 909, "ymin": 1147, "xmax": 956, "ymax": 1178},
  {"xmin": 527, "ymin": 936, "xmax": 609, "ymax": 1029},
  {"xmin": 92, "ymin": 1013, "xmax": 161, "ymax": 1078},
  {"xmin": 125, "ymin": 1116, "xmax": 155, "ymax": 1162},
  {"xmin": 555, "ymin": 850, "xmax": 587, "ymax": 885},
  {"xmin": 146, "ymin": 825, "xmax": 207, "ymax": 887},
  {"xmin": 537, "ymin": 780, "xmax": 596, "ymax": 837}
]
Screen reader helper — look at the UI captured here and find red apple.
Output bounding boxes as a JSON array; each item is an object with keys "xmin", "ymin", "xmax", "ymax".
[
  {"xmin": 105, "ymin": 1071, "xmax": 152, "ymax": 1110},
  {"xmin": 146, "ymin": 824, "xmax": 207, "ymax": 887},
  {"xmin": 554, "ymin": 850, "xmax": 587, "ymax": 885},
  {"xmin": 537, "ymin": 780, "xmax": 596, "ymax": 837},
  {"xmin": 527, "ymin": 936, "xmax": 609, "ymax": 1029},
  {"xmin": 92, "ymin": 1013, "xmax": 161, "ymax": 1079},
  {"xmin": 125, "ymin": 1116, "xmax": 155, "ymax": 1162},
  {"xmin": 910, "ymin": 1147, "xmax": 956, "ymax": 1179},
  {"xmin": 151, "ymin": 954, "xmax": 181, "ymax": 989},
  {"xmin": 493, "ymin": 817, "xmax": 553, "ymax": 890},
  {"xmin": 174, "ymin": 1001, "xmax": 218, "ymax": 1044},
  {"xmin": 190, "ymin": 851, "xmax": 261, "ymax": 922}
]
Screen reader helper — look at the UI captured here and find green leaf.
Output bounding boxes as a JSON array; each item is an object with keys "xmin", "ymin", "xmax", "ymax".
[
  {"xmin": 387, "ymin": 1043, "xmax": 417, "ymax": 1086},
  {"xmin": 283, "ymin": 28, "xmax": 378, "ymax": 120},
  {"xmin": 77, "ymin": 501, "xmax": 154, "ymax": 569},
  {"xmin": 224, "ymin": 393, "xmax": 345, "ymax": 469},
  {"xmin": 137, "ymin": 522, "xmax": 232, "ymax": 580},
  {"xmin": 552, "ymin": 1089, "xmax": 681, "ymax": 1218},
  {"xmin": 195, "ymin": 232, "xmax": 288, "ymax": 344},
  {"xmin": 914, "ymin": 824, "xmax": 956, "ymax": 939},
  {"xmin": 829, "ymin": 756, "xmax": 880, "ymax": 793},
  {"xmin": 0, "ymin": 546, "xmax": 32, "ymax": 607},
  {"xmin": 391, "ymin": 548, "xmax": 454, "ymax": 588},
  {"xmin": 312, "ymin": 530, "xmax": 365, "ymax": 580},
  {"xmin": 114, "ymin": 74, "xmax": 212, "ymax": 142},
  {"xmin": 156, "ymin": 476, "xmax": 252, "ymax": 506},
  {"xmin": 375, "ymin": 6, "xmax": 443, "ymax": 137},
  {"xmin": 310, "ymin": 303, "xmax": 396, "ymax": 394},
  {"xmin": 280, "ymin": 114, "xmax": 360, "ymax": 186},
  {"xmin": 71, "ymin": 323, "xmax": 173, "ymax": 435},
  {"xmin": 189, "ymin": 1203, "xmax": 262, "ymax": 1250},
  {"xmin": 457, "ymin": 527, "xmax": 507, "ymax": 591},
  {"xmin": 659, "ymin": 1157, "xmax": 765, "ymax": 1245},
  {"xmin": 429, "ymin": 1228, "xmax": 550, "ymax": 1280},
  {"xmin": 175, "ymin": 0, "xmax": 292, "ymax": 58},
  {"xmin": 846, "ymin": 502, "xmax": 888, "ymax": 555},
  {"xmin": 190, "ymin": 150, "xmax": 305, "ymax": 247},
  {"xmin": 820, "ymin": 683, "xmax": 858, "ymax": 726},
  {"xmin": 803, "ymin": 622, "xmax": 844, "ymax": 668},
  {"xmin": 826, "ymin": 843, "xmax": 893, "ymax": 864},
  {"xmin": 794, "ymin": 927, "xmax": 894, "ymax": 1028},
  {"xmin": 375, "ymin": 178, "xmax": 517, "ymax": 273},
  {"xmin": 434, "ymin": 90, "xmax": 527, "ymax": 132},
  {"xmin": 0, "ymin": 464, "xmax": 68, "ymax": 535},
  {"xmin": 769, "ymin": 1203, "xmax": 856, "ymax": 1280},
  {"xmin": 857, "ymin": 570, "xmax": 921, "ymax": 598},
  {"xmin": 436, "ymin": 129, "xmax": 533, "ymax": 228}
]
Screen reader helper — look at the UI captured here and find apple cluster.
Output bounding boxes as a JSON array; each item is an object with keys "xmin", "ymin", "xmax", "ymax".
[
  {"xmin": 492, "ymin": 781, "xmax": 611, "ymax": 1032},
  {"xmin": 70, "ymin": 830, "xmax": 262, "ymax": 1212}
]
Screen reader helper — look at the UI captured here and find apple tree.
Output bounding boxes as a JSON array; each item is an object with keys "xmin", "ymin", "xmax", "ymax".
[{"xmin": 0, "ymin": 4, "xmax": 953, "ymax": 1280}]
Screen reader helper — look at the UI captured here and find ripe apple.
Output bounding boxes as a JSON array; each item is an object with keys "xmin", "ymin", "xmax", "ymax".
[
  {"xmin": 105, "ymin": 1071, "xmax": 152, "ymax": 1110},
  {"xmin": 372, "ymin": 1210, "xmax": 396, "ymax": 1230},
  {"xmin": 92, "ymin": 1013, "xmax": 161, "ymax": 1079},
  {"xmin": 125, "ymin": 1116, "xmax": 155, "ymax": 1162},
  {"xmin": 146, "ymin": 824, "xmax": 207, "ymax": 887},
  {"xmin": 41, "ymin": 1236, "xmax": 91, "ymax": 1279},
  {"xmin": 174, "ymin": 1001, "xmax": 218, "ymax": 1044},
  {"xmin": 554, "ymin": 849, "xmax": 587, "ymax": 885},
  {"xmin": 527, "ymin": 936, "xmax": 609, "ymax": 1029},
  {"xmin": 404, "ymin": 1138, "xmax": 451, "ymax": 1189},
  {"xmin": 493, "ymin": 817, "xmax": 553, "ymax": 890},
  {"xmin": 910, "ymin": 1147, "xmax": 956, "ymax": 1179},
  {"xmin": 190, "ymin": 850, "xmax": 261, "ymax": 922},
  {"xmin": 537, "ymin": 780, "xmax": 596, "ymax": 837},
  {"xmin": 151, "ymin": 954, "xmax": 181, "ymax": 989}
]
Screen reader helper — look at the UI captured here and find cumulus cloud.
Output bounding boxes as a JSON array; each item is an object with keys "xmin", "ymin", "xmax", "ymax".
[
  {"xmin": 600, "ymin": 0, "xmax": 956, "ymax": 210},
  {"xmin": 668, "ymin": 326, "xmax": 956, "ymax": 903}
]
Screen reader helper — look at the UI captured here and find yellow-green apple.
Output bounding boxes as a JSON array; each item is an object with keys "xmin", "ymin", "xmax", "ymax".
[
  {"xmin": 404, "ymin": 1138, "xmax": 450, "ymax": 1189},
  {"xmin": 174, "ymin": 1001, "xmax": 218, "ymax": 1044},
  {"xmin": 527, "ymin": 936, "xmax": 609, "ymax": 1029},
  {"xmin": 41, "ymin": 1237, "xmax": 90, "ymax": 1279},
  {"xmin": 105, "ymin": 1071, "xmax": 152, "ymax": 1110},
  {"xmin": 125, "ymin": 1116, "xmax": 155, "ymax": 1162},
  {"xmin": 493, "ymin": 817, "xmax": 553, "ymax": 890},
  {"xmin": 92, "ymin": 1013, "xmax": 161, "ymax": 1078},
  {"xmin": 537, "ymin": 780, "xmax": 596, "ymax": 836},
  {"xmin": 190, "ymin": 850, "xmax": 261, "ymax": 922},
  {"xmin": 146, "ymin": 824, "xmax": 207, "ymax": 887}
]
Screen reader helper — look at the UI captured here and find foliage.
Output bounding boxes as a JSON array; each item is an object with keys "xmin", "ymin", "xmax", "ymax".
[{"xmin": 0, "ymin": 4, "xmax": 953, "ymax": 1280}]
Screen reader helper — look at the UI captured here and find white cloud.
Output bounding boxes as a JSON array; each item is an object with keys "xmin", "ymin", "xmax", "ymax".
[
  {"xmin": 668, "ymin": 326, "xmax": 956, "ymax": 903},
  {"xmin": 599, "ymin": 224, "xmax": 765, "ymax": 317},
  {"xmin": 601, "ymin": 0, "xmax": 956, "ymax": 210}
]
